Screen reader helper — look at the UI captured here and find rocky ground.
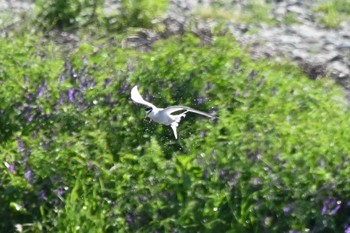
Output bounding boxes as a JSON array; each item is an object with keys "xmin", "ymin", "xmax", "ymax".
[
  {"xmin": 167, "ymin": 0, "xmax": 350, "ymax": 99},
  {"xmin": 2, "ymin": 0, "xmax": 350, "ymax": 99}
]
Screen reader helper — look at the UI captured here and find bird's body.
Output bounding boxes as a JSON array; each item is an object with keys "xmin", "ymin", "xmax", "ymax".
[{"xmin": 131, "ymin": 86, "xmax": 213, "ymax": 139}]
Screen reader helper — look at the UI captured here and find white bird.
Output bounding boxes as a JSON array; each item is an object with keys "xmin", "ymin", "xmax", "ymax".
[{"xmin": 131, "ymin": 85, "xmax": 214, "ymax": 139}]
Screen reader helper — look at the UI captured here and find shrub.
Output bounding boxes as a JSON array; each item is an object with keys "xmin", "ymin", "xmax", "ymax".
[
  {"xmin": 104, "ymin": 0, "xmax": 168, "ymax": 31},
  {"xmin": 35, "ymin": 0, "xmax": 104, "ymax": 30},
  {"xmin": 1, "ymin": 31, "xmax": 350, "ymax": 232}
]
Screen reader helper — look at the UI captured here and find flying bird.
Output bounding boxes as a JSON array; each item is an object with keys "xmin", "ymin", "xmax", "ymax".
[{"xmin": 131, "ymin": 85, "xmax": 214, "ymax": 139}]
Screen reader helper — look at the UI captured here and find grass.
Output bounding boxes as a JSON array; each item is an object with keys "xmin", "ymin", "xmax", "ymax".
[
  {"xmin": 314, "ymin": 0, "xmax": 350, "ymax": 28},
  {"xmin": 1, "ymin": 0, "xmax": 350, "ymax": 232},
  {"xmin": 195, "ymin": 0, "xmax": 276, "ymax": 25}
]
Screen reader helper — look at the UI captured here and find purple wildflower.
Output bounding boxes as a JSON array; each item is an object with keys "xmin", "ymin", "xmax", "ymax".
[
  {"xmin": 252, "ymin": 178, "xmax": 262, "ymax": 185},
  {"xmin": 25, "ymin": 167, "xmax": 34, "ymax": 183},
  {"xmin": 22, "ymin": 106, "xmax": 31, "ymax": 114},
  {"xmin": 17, "ymin": 138, "xmax": 25, "ymax": 154},
  {"xmin": 125, "ymin": 213, "xmax": 133, "ymax": 224},
  {"xmin": 56, "ymin": 186, "xmax": 65, "ymax": 196},
  {"xmin": 283, "ymin": 204, "xmax": 292, "ymax": 215},
  {"xmin": 89, "ymin": 78, "xmax": 95, "ymax": 88},
  {"xmin": 56, "ymin": 95, "xmax": 64, "ymax": 106},
  {"xmin": 37, "ymin": 83, "xmax": 46, "ymax": 98},
  {"xmin": 104, "ymin": 78, "xmax": 112, "ymax": 88},
  {"xmin": 26, "ymin": 93, "xmax": 34, "ymax": 102},
  {"xmin": 68, "ymin": 89, "xmax": 75, "ymax": 103},
  {"xmin": 330, "ymin": 204, "xmax": 341, "ymax": 215},
  {"xmin": 59, "ymin": 73, "xmax": 65, "ymax": 82},
  {"xmin": 322, "ymin": 198, "xmax": 341, "ymax": 215},
  {"xmin": 64, "ymin": 60, "xmax": 70, "ymax": 70},
  {"xmin": 121, "ymin": 83, "xmax": 129, "ymax": 94},
  {"xmin": 9, "ymin": 163, "xmax": 15, "ymax": 173},
  {"xmin": 80, "ymin": 79, "xmax": 88, "ymax": 90},
  {"xmin": 39, "ymin": 190, "xmax": 47, "ymax": 201},
  {"xmin": 28, "ymin": 114, "xmax": 35, "ymax": 122},
  {"xmin": 345, "ymin": 225, "xmax": 350, "ymax": 233}
]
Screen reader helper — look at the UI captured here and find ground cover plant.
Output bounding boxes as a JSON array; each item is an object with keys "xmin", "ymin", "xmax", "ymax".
[
  {"xmin": 1, "ymin": 0, "xmax": 350, "ymax": 232},
  {"xmin": 314, "ymin": 0, "xmax": 350, "ymax": 28}
]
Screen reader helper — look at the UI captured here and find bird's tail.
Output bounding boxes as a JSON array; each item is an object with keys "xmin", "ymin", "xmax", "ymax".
[{"xmin": 170, "ymin": 111, "xmax": 188, "ymax": 140}]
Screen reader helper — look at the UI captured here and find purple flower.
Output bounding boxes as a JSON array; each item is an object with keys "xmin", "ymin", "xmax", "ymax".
[
  {"xmin": 121, "ymin": 83, "xmax": 129, "ymax": 94},
  {"xmin": 80, "ymin": 80, "xmax": 88, "ymax": 90},
  {"xmin": 252, "ymin": 178, "xmax": 262, "ymax": 185},
  {"xmin": 88, "ymin": 78, "xmax": 95, "ymax": 88},
  {"xmin": 345, "ymin": 225, "xmax": 350, "ymax": 233},
  {"xmin": 330, "ymin": 204, "xmax": 341, "ymax": 215},
  {"xmin": 64, "ymin": 60, "xmax": 70, "ymax": 70},
  {"xmin": 59, "ymin": 73, "xmax": 65, "ymax": 82},
  {"xmin": 25, "ymin": 167, "xmax": 34, "ymax": 183},
  {"xmin": 17, "ymin": 139, "xmax": 25, "ymax": 154},
  {"xmin": 104, "ymin": 78, "xmax": 112, "ymax": 88},
  {"xmin": 28, "ymin": 114, "xmax": 35, "ymax": 122},
  {"xmin": 9, "ymin": 163, "xmax": 15, "ymax": 173},
  {"xmin": 37, "ymin": 83, "xmax": 46, "ymax": 98},
  {"xmin": 39, "ymin": 190, "xmax": 47, "ymax": 201},
  {"xmin": 56, "ymin": 95, "xmax": 64, "ymax": 106},
  {"xmin": 125, "ymin": 213, "xmax": 133, "ymax": 224},
  {"xmin": 283, "ymin": 204, "xmax": 292, "ymax": 215},
  {"xmin": 26, "ymin": 93, "xmax": 34, "ymax": 102},
  {"xmin": 56, "ymin": 186, "xmax": 65, "ymax": 196},
  {"xmin": 322, "ymin": 198, "xmax": 341, "ymax": 215},
  {"xmin": 68, "ymin": 89, "xmax": 75, "ymax": 103},
  {"xmin": 22, "ymin": 106, "xmax": 32, "ymax": 115}
]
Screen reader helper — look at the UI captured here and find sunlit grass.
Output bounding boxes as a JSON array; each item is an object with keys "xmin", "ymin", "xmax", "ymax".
[
  {"xmin": 195, "ymin": 0, "xmax": 275, "ymax": 25},
  {"xmin": 314, "ymin": 0, "xmax": 350, "ymax": 28}
]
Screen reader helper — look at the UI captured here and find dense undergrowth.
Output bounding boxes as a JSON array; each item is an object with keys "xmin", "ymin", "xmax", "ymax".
[{"xmin": 1, "ymin": 0, "xmax": 350, "ymax": 232}]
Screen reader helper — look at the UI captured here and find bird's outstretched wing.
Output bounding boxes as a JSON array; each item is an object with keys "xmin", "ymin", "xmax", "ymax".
[
  {"xmin": 163, "ymin": 106, "xmax": 213, "ymax": 118},
  {"xmin": 131, "ymin": 86, "xmax": 156, "ymax": 108}
]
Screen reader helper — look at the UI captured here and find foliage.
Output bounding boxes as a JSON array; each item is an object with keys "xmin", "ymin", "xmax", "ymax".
[
  {"xmin": 1, "ymin": 9, "xmax": 350, "ymax": 233},
  {"xmin": 314, "ymin": 0, "xmax": 350, "ymax": 28},
  {"xmin": 35, "ymin": 0, "xmax": 104, "ymax": 30},
  {"xmin": 104, "ymin": 0, "xmax": 168, "ymax": 31},
  {"xmin": 196, "ymin": 0, "xmax": 275, "ymax": 25},
  {"xmin": 34, "ymin": 0, "xmax": 168, "ymax": 32}
]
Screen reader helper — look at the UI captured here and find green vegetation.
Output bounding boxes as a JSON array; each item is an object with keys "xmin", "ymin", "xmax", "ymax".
[
  {"xmin": 196, "ymin": 0, "xmax": 275, "ymax": 25},
  {"xmin": 314, "ymin": 0, "xmax": 350, "ymax": 28},
  {"xmin": 1, "ymin": 0, "xmax": 350, "ymax": 232},
  {"xmin": 35, "ymin": 0, "xmax": 167, "ymax": 31},
  {"xmin": 35, "ymin": 0, "xmax": 104, "ymax": 30}
]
